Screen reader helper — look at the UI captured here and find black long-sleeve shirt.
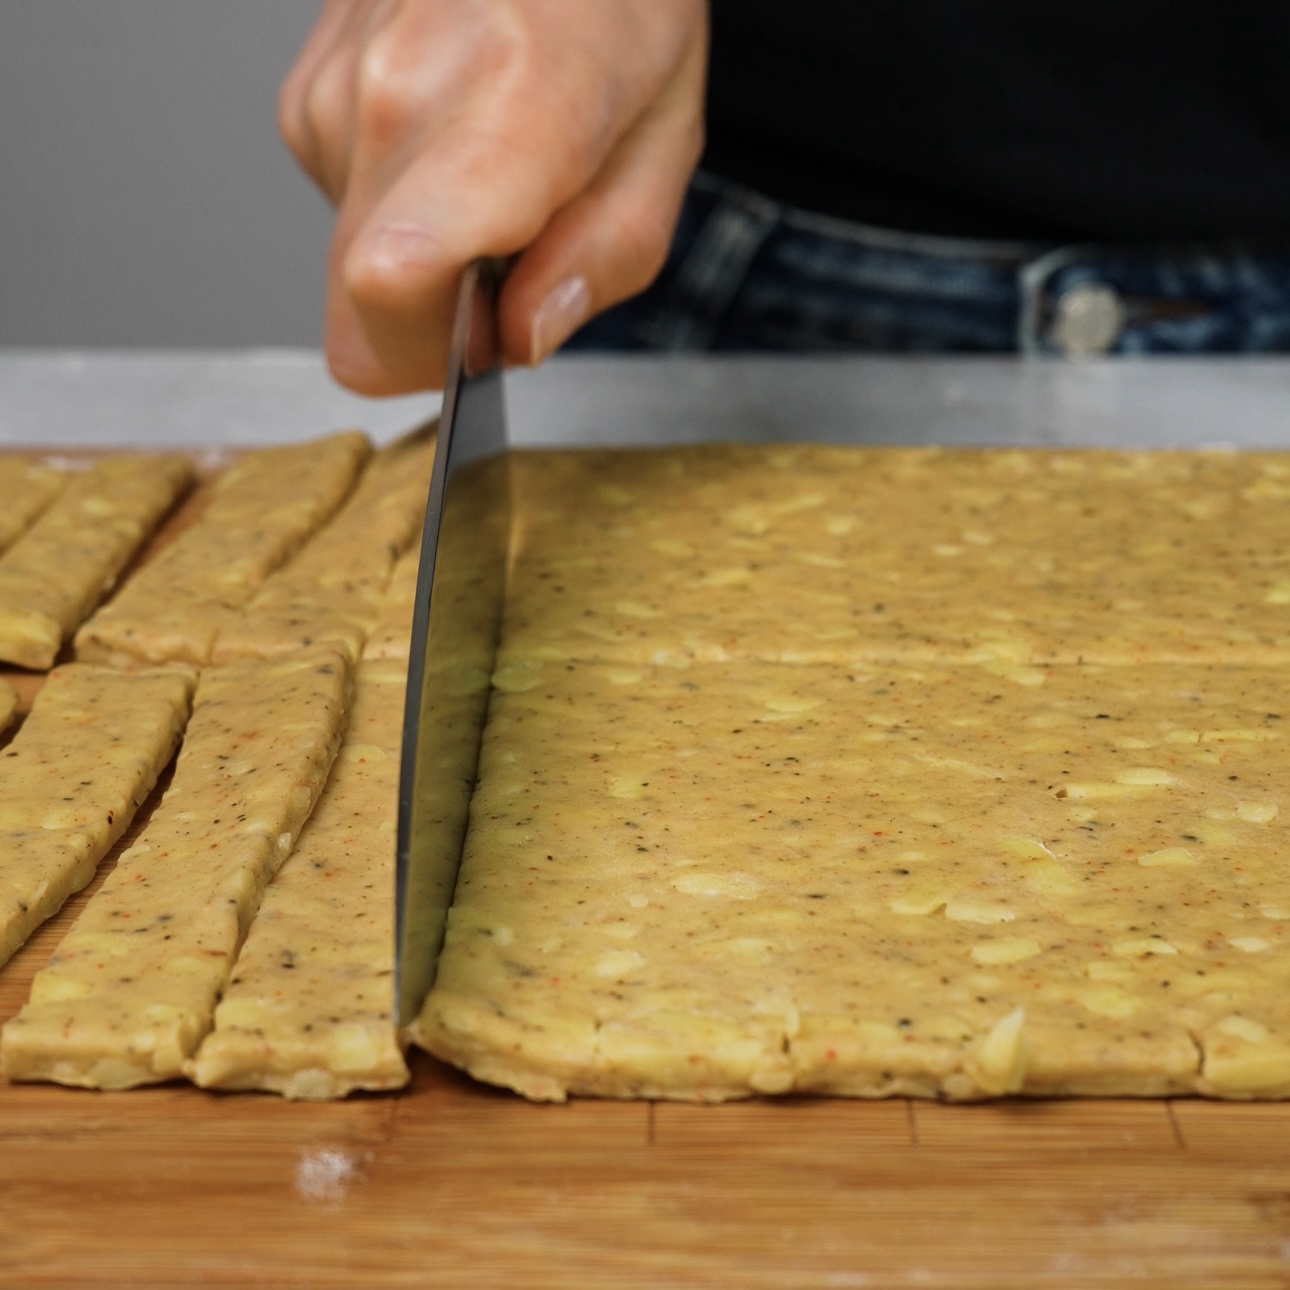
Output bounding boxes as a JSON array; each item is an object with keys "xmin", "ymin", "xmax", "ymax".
[{"xmin": 704, "ymin": 1, "xmax": 1290, "ymax": 241}]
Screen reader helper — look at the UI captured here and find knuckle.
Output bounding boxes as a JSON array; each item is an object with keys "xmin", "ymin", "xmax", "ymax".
[
  {"xmin": 353, "ymin": 7, "xmax": 545, "ymax": 160},
  {"xmin": 301, "ymin": 54, "xmax": 353, "ymax": 151},
  {"xmin": 354, "ymin": 30, "xmax": 430, "ymax": 142},
  {"xmin": 486, "ymin": 16, "xmax": 533, "ymax": 84},
  {"xmin": 464, "ymin": 5, "xmax": 533, "ymax": 83},
  {"xmin": 611, "ymin": 204, "xmax": 672, "ymax": 292},
  {"xmin": 276, "ymin": 75, "xmax": 308, "ymax": 155},
  {"xmin": 277, "ymin": 111, "xmax": 308, "ymax": 164}
]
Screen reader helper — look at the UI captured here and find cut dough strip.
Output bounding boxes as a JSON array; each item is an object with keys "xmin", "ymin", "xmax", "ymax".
[
  {"xmin": 0, "ymin": 647, "xmax": 352, "ymax": 1089},
  {"xmin": 0, "ymin": 664, "xmax": 195, "ymax": 966},
  {"xmin": 359, "ymin": 450, "xmax": 507, "ymax": 667},
  {"xmin": 75, "ymin": 432, "xmax": 371, "ymax": 666},
  {"xmin": 0, "ymin": 455, "xmax": 193, "ymax": 669},
  {"xmin": 190, "ymin": 659, "xmax": 409, "ymax": 1098},
  {"xmin": 0, "ymin": 457, "xmax": 66, "ymax": 555},
  {"xmin": 212, "ymin": 429, "xmax": 435, "ymax": 664},
  {"xmin": 361, "ymin": 544, "xmax": 419, "ymax": 662}
]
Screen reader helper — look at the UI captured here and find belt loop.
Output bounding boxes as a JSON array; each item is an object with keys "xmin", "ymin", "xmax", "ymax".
[
  {"xmin": 1017, "ymin": 245, "xmax": 1085, "ymax": 355},
  {"xmin": 642, "ymin": 172, "xmax": 780, "ymax": 351}
]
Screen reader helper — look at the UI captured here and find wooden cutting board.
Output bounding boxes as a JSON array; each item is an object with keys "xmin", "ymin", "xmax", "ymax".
[{"xmin": 1, "ymin": 451, "xmax": 1289, "ymax": 1288}]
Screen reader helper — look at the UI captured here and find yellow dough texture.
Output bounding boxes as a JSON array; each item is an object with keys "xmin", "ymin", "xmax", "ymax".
[
  {"xmin": 0, "ymin": 665, "xmax": 195, "ymax": 966},
  {"xmin": 0, "ymin": 678, "xmax": 17, "ymax": 735},
  {"xmin": 75, "ymin": 432, "xmax": 370, "ymax": 667},
  {"xmin": 415, "ymin": 659, "xmax": 1290, "ymax": 1103},
  {"xmin": 502, "ymin": 446, "xmax": 1290, "ymax": 669},
  {"xmin": 189, "ymin": 659, "xmax": 409, "ymax": 1098},
  {"xmin": 362, "ymin": 544, "xmax": 419, "ymax": 663},
  {"xmin": 212, "ymin": 429, "xmax": 436, "ymax": 664},
  {"xmin": 0, "ymin": 647, "xmax": 352, "ymax": 1088},
  {"xmin": 0, "ymin": 457, "xmax": 66, "ymax": 554},
  {"xmin": 0, "ymin": 454, "xmax": 193, "ymax": 670}
]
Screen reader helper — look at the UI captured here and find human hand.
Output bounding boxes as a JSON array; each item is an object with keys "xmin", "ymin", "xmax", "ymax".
[{"xmin": 279, "ymin": 0, "xmax": 707, "ymax": 393}]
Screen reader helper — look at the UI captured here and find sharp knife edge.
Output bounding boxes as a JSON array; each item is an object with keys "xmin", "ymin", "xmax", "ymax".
[{"xmin": 394, "ymin": 261, "xmax": 511, "ymax": 1028}]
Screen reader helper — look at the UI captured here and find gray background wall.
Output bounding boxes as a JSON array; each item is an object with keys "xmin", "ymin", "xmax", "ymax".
[{"xmin": 0, "ymin": 1, "xmax": 330, "ymax": 346}]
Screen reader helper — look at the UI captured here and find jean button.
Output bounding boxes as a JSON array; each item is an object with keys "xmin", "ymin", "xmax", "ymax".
[{"xmin": 1050, "ymin": 282, "xmax": 1125, "ymax": 355}]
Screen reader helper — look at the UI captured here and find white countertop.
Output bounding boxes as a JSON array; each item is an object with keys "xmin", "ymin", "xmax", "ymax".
[{"xmin": 2, "ymin": 349, "xmax": 1290, "ymax": 449}]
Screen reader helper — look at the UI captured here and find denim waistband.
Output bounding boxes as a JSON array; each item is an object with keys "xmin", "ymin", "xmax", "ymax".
[{"xmin": 570, "ymin": 171, "xmax": 1290, "ymax": 356}]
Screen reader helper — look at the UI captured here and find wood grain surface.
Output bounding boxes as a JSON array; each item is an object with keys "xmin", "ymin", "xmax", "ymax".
[{"xmin": 2, "ymin": 451, "xmax": 1290, "ymax": 1288}]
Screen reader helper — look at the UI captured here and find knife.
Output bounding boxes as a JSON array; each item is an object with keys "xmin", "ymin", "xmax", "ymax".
[{"xmin": 394, "ymin": 260, "xmax": 511, "ymax": 1028}]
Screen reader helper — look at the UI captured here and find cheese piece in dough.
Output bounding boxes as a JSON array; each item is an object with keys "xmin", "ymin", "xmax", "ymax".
[
  {"xmin": 415, "ymin": 659, "xmax": 1290, "ymax": 1102},
  {"xmin": 0, "ymin": 664, "xmax": 195, "ymax": 966},
  {"xmin": 75, "ymin": 432, "xmax": 370, "ymax": 667},
  {"xmin": 0, "ymin": 457, "xmax": 66, "ymax": 554},
  {"xmin": 212, "ymin": 429, "xmax": 435, "ymax": 664},
  {"xmin": 0, "ymin": 647, "xmax": 351, "ymax": 1088},
  {"xmin": 0, "ymin": 455, "xmax": 192, "ymax": 670},
  {"xmin": 189, "ymin": 659, "xmax": 409, "ymax": 1098}
]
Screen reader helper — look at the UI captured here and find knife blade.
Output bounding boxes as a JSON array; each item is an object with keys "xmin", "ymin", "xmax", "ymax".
[{"xmin": 394, "ymin": 260, "xmax": 511, "ymax": 1028}]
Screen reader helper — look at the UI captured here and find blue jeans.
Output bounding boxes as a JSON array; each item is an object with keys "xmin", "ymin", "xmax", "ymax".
[{"xmin": 567, "ymin": 171, "xmax": 1290, "ymax": 356}]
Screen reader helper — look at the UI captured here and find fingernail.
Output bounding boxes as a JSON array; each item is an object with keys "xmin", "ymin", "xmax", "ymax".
[{"xmin": 529, "ymin": 276, "xmax": 591, "ymax": 365}]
